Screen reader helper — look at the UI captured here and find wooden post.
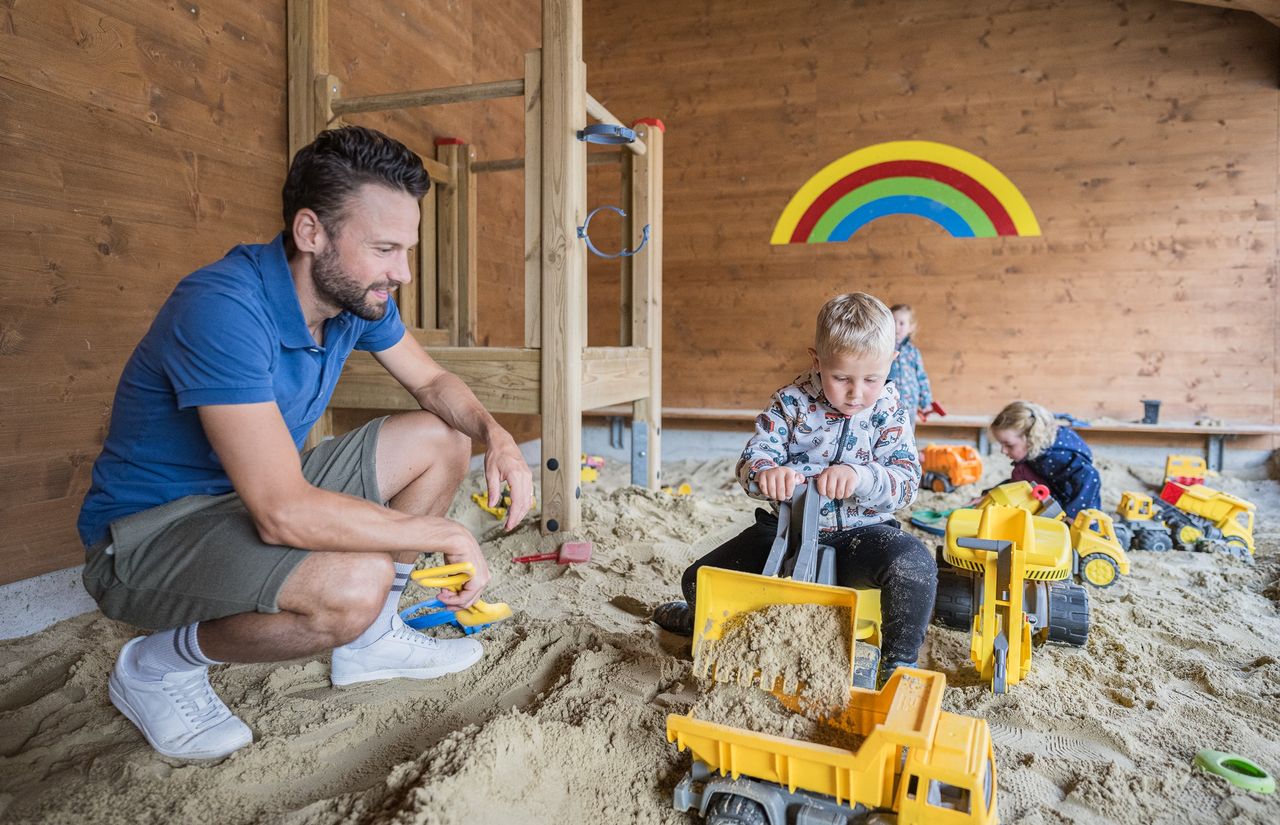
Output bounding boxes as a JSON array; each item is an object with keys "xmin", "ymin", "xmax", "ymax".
[
  {"xmin": 288, "ymin": 0, "xmax": 335, "ymax": 449},
  {"xmin": 629, "ymin": 120, "xmax": 664, "ymax": 489},
  {"xmin": 436, "ymin": 139, "xmax": 463, "ymax": 345},
  {"xmin": 419, "ymin": 186, "xmax": 438, "ymax": 330},
  {"xmin": 540, "ymin": 0, "xmax": 586, "ymax": 534},
  {"xmin": 619, "ymin": 151, "xmax": 634, "ymax": 346},
  {"xmin": 460, "ymin": 144, "xmax": 478, "ymax": 346},
  {"xmin": 524, "ymin": 49, "xmax": 542, "ymax": 350}
]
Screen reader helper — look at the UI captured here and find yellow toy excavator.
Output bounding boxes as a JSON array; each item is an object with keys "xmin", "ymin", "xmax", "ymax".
[{"xmin": 935, "ymin": 485, "xmax": 1090, "ymax": 693}]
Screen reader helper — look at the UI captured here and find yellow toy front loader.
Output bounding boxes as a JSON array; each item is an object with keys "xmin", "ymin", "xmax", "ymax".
[{"xmin": 939, "ymin": 501, "xmax": 1089, "ymax": 693}]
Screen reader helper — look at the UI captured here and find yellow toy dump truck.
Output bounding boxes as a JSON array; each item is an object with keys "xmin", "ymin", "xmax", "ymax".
[
  {"xmin": 1113, "ymin": 481, "xmax": 1256, "ymax": 560},
  {"xmin": 1068, "ymin": 509, "xmax": 1131, "ymax": 589},
  {"xmin": 934, "ymin": 494, "xmax": 1089, "ymax": 693},
  {"xmin": 667, "ymin": 667, "xmax": 999, "ymax": 825},
  {"xmin": 921, "ymin": 444, "xmax": 984, "ymax": 493}
]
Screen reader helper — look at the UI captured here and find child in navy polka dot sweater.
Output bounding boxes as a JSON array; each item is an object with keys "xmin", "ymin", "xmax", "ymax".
[{"xmin": 989, "ymin": 401, "xmax": 1101, "ymax": 518}]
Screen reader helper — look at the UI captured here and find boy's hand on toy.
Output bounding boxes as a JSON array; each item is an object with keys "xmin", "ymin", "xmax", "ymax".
[
  {"xmin": 756, "ymin": 466, "xmax": 805, "ymax": 501},
  {"xmin": 816, "ymin": 464, "xmax": 860, "ymax": 500}
]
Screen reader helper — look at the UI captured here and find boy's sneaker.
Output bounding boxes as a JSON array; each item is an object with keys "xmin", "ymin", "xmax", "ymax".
[
  {"xmin": 876, "ymin": 659, "xmax": 918, "ymax": 690},
  {"xmin": 108, "ymin": 637, "xmax": 252, "ymax": 760},
  {"xmin": 653, "ymin": 600, "xmax": 694, "ymax": 636},
  {"xmin": 330, "ymin": 615, "xmax": 483, "ymax": 687}
]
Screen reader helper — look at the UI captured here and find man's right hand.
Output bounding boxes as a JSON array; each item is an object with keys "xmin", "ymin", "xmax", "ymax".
[
  {"xmin": 429, "ymin": 519, "xmax": 490, "ymax": 608},
  {"xmin": 755, "ymin": 466, "xmax": 805, "ymax": 501}
]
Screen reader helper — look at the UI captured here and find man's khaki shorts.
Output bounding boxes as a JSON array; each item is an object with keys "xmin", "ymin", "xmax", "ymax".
[{"xmin": 83, "ymin": 416, "xmax": 387, "ymax": 630}]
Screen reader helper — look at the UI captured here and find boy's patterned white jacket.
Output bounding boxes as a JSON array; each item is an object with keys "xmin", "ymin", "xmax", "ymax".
[{"xmin": 735, "ymin": 370, "xmax": 921, "ymax": 533}]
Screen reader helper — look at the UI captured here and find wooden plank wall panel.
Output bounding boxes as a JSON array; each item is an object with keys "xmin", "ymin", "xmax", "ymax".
[
  {"xmin": 1, "ymin": 0, "xmax": 540, "ymax": 584},
  {"xmin": 1, "ymin": 1, "xmax": 287, "ymax": 584},
  {"xmin": 583, "ymin": 0, "xmax": 1278, "ymax": 430}
]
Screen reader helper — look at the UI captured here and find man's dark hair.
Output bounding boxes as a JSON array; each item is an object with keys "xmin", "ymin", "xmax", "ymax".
[{"xmin": 282, "ymin": 125, "xmax": 431, "ymax": 255}]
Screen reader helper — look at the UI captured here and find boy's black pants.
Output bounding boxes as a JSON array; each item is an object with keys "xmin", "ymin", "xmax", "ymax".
[{"xmin": 680, "ymin": 508, "xmax": 937, "ymax": 666}]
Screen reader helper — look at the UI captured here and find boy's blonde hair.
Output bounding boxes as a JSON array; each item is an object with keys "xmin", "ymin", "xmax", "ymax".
[
  {"xmin": 815, "ymin": 293, "xmax": 896, "ymax": 360},
  {"xmin": 990, "ymin": 401, "xmax": 1060, "ymax": 460}
]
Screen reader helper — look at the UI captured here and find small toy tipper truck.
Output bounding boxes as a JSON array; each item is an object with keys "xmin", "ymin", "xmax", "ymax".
[
  {"xmin": 667, "ymin": 668, "xmax": 998, "ymax": 825},
  {"xmin": 1114, "ymin": 481, "xmax": 1255, "ymax": 560}
]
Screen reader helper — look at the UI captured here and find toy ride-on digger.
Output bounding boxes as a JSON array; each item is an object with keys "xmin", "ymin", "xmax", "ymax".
[
  {"xmin": 933, "ymin": 484, "xmax": 1090, "ymax": 693},
  {"xmin": 670, "ymin": 483, "xmax": 1000, "ymax": 824}
]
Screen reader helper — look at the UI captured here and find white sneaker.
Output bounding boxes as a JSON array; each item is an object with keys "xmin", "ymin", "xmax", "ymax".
[
  {"xmin": 108, "ymin": 637, "xmax": 252, "ymax": 760},
  {"xmin": 330, "ymin": 615, "xmax": 484, "ymax": 687}
]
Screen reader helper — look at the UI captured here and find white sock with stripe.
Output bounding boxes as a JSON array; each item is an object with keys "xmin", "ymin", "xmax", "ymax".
[
  {"xmin": 127, "ymin": 624, "xmax": 220, "ymax": 681},
  {"xmin": 341, "ymin": 562, "xmax": 414, "ymax": 649}
]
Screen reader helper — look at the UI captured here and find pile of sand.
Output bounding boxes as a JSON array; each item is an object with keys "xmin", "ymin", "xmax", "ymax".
[{"xmin": 2, "ymin": 453, "xmax": 1279, "ymax": 823}]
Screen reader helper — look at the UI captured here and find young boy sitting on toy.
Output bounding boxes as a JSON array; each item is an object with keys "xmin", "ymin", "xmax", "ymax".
[
  {"xmin": 654, "ymin": 293, "xmax": 935, "ymax": 684},
  {"xmin": 989, "ymin": 400, "xmax": 1101, "ymax": 518}
]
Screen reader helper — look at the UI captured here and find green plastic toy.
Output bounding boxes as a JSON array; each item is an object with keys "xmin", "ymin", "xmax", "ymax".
[{"xmin": 1194, "ymin": 749, "xmax": 1275, "ymax": 794}]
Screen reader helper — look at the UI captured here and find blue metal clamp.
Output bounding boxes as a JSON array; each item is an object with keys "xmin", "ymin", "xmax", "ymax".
[
  {"xmin": 577, "ymin": 205, "xmax": 651, "ymax": 259},
  {"xmin": 576, "ymin": 123, "xmax": 636, "ymax": 144}
]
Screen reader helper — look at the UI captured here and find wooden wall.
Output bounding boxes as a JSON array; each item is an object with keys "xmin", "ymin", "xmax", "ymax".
[
  {"xmin": 583, "ymin": 0, "xmax": 1280, "ymax": 429},
  {"xmin": 3, "ymin": 0, "xmax": 1276, "ymax": 584},
  {"xmin": 0, "ymin": 0, "xmax": 536, "ymax": 585}
]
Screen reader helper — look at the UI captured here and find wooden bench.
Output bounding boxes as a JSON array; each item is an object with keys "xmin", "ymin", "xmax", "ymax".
[{"xmin": 585, "ymin": 407, "xmax": 1280, "ymax": 471}]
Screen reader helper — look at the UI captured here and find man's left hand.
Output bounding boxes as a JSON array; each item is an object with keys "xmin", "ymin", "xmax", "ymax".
[{"xmin": 484, "ymin": 436, "xmax": 533, "ymax": 532}]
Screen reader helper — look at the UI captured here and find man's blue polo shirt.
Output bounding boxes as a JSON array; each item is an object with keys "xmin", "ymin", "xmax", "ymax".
[{"xmin": 77, "ymin": 234, "xmax": 406, "ymax": 547}]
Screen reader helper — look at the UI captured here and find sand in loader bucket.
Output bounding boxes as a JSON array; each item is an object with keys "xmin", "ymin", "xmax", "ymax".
[{"xmin": 693, "ymin": 602, "xmax": 853, "ymax": 715}]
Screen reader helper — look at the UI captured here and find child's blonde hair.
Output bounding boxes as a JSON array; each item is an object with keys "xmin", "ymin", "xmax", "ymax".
[
  {"xmin": 990, "ymin": 401, "xmax": 1059, "ymax": 460},
  {"xmin": 815, "ymin": 293, "xmax": 896, "ymax": 360}
]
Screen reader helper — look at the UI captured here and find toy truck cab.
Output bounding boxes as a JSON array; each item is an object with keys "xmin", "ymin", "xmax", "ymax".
[
  {"xmin": 1069, "ymin": 509, "xmax": 1131, "ymax": 588},
  {"xmin": 667, "ymin": 669, "xmax": 998, "ymax": 825}
]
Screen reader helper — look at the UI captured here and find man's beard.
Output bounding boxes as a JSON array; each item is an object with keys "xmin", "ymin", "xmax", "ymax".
[{"xmin": 312, "ymin": 242, "xmax": 391, "ymax": 321}]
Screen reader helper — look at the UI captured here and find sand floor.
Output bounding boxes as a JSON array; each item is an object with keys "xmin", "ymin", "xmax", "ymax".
[{"xmin": 1, "ymin": 453, "xmax": 1278, "ymax": 823}]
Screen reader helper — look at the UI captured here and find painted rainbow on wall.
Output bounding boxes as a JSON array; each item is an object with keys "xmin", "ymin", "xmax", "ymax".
[{"xmin": 771, "ymin": 140, "xmax": 1040, "ymax": 243}]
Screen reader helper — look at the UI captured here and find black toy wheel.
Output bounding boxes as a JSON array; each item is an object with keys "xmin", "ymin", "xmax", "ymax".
[
  {"xmin": 1135, "ymin": 530, "xmax": 1172, "ymax": 553},
  {"xmin": 1046, "ymin": 582, "xmax": 1089, "ymax": 647},
  {"xmin": 933, "ymin": 568, "xmax": 974, "ymax": 630},
  {"xmin": 706, "ymin": 794, "xmax": 768, "ymax": 825}
]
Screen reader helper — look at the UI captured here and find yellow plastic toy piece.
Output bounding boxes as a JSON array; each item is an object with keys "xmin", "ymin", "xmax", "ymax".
[
  {"xmin": 410, "ymin": 562, "xmax": 513, "ymax": 629},
  {"xmin": 661, "ymin": 482, "xmax": 693, "ymax": 497},
  {"xmin": 976, "ymin": 480, "xmax": 1064, "ymax": 520},
  {"xmin": 667, "ymin": 668, "xmax": 998, "ymax": 824},
  {"xmin": 1164, "ymin": 454, "xmax": 1207, "ymax": 485},
  {"xmin": 470, "ymin": 491, "xmax": 535, "ymax": 521},
  {"xmin": 1069, "ymin": 509, "xmax": 1131, "ymax": 589}
]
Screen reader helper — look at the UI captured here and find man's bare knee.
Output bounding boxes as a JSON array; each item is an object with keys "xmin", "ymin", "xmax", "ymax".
[{"xmin": 289, "ymin": 554, "xmax": 394, "ymax": 646}]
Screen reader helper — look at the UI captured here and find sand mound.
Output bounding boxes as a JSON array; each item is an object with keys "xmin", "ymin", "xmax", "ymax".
[{"xmin": 2, "ymin": 454, "xmax": 1279, "ymax": 823}]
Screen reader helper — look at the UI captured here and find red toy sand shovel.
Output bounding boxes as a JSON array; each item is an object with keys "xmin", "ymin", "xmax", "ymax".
[{"xmin": 513, "ymin": 541, "xmax": 592, "ymax": 565}]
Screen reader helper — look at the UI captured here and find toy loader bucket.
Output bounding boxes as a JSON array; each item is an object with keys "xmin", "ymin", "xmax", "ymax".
[{"xmin": 692, "ymin": 566, "xmax": 879, "ymax": 690}]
